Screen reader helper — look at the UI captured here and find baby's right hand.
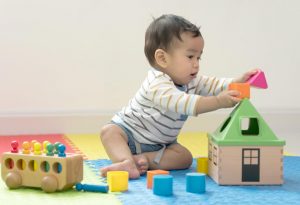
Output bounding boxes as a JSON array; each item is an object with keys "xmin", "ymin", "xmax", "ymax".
[{"xmin": 216, "ymin": 90, "xmax": 241, "ymax": 108}]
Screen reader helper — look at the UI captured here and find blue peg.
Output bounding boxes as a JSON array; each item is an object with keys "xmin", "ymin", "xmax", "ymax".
[{"xmin": 75, "ymin": 183, "xmax": 109, "ymax": 193}]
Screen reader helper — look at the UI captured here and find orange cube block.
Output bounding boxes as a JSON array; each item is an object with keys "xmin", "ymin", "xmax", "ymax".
[
  {"xmin": 147, "ymin": 170, "xmax": 169, "ymax": 189},
  {"xmin": 228, "ymin": 83, "xmax": 250, "ymax": 99}
]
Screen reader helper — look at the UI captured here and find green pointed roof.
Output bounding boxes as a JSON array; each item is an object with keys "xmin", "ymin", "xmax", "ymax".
[{"xmin": 209, "ymin": 99, "xmax": 285, "ymax": 146}]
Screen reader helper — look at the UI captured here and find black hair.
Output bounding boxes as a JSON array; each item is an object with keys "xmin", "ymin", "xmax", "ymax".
[{"xmin": 144, "ymin": 14, "xmax": 201, "ymax": 67}]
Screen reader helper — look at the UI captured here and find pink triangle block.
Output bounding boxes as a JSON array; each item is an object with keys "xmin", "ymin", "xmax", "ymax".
[{"xmin": 247, "ymin": 70, "xmax": 268, "ymax": 89}]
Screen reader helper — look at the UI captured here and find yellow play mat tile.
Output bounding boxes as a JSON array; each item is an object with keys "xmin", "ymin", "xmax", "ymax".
[
  {"xmin": 178, "ymin": 132, "xmax": 208, "ymax": 157},
  {"xmin": 65, "ymin": 134, "xmax": 108, "ymax": 160},
  {"xmin": 65, "ymin": 132, "xmax": 208, "ymax": 160}
]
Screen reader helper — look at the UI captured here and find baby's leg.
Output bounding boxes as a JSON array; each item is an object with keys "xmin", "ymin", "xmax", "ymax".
[
  {"xmin": 100, "ymin": 124, "xmax": 141, "ymax": 179},
  {"xmin": 143, "ymin": 143, "xmax": 193, "ymax": 170}
]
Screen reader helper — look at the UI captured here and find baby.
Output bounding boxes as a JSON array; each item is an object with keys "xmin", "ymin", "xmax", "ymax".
[{"xmin": 100, "ymin": 14, "xmax": 257, "ymax": 179}]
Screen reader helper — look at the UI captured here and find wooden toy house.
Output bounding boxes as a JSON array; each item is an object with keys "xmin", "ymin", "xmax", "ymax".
[{"xmin": 208, "ymin": 99, "xmax": 285, "ymax": 185}]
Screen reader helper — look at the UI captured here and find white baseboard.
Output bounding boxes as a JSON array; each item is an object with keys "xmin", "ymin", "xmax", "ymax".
[{"xmin": 0, "ymin": 110, "xmax": 298, "ymax": 136}]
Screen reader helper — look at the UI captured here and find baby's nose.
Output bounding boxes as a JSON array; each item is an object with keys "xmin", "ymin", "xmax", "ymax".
[
  {"xmin": 194, "ymin": 59, "xmax": 199, "ymax": 67},
  {"xmin": 194, "ymin": 61, "xmax": 199, "ymax": 68}
]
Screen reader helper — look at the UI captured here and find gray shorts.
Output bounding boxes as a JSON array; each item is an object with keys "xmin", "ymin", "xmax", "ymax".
[{"xmin": 110, "ymin": 121, "xmax": 176, "ymax": 155}]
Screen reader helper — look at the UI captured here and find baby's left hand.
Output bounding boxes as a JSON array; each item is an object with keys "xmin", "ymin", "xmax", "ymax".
[{"xmin": 233, "ymin": 69, "xmax": 260, "ymax": 83}]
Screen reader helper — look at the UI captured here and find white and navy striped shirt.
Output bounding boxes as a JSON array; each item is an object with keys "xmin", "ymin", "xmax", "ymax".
[{"xmin": 112, "ymin": 68, "xmax": 232, "ymax": 144}]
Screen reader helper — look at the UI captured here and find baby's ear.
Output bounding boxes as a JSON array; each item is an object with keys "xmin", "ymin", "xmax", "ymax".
[{"xmin": 154, "ymin": 49, "xmax": 168, "ymax": 68}]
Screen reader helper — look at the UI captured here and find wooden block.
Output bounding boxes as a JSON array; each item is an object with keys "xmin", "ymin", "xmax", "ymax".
[
  {"xmin": 153, "ymin": 175, "xmax": 173, "ymax": 196},
  {"xmin": 107, "ymin": 171, "xmax": 129, "ymax": 192},
  {"xmin": 229, "ymin": 83, "xmax": 250, "ymax": 99},
  {"xmin": 147, "ymin": 170, "xmax": 169, "ymax": 189},
  {"xmin": 196, "ymin": 157, "xmax": 208, "ymax": 174}
]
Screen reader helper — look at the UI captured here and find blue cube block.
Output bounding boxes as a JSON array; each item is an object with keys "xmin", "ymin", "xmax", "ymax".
[
  {"xmin": 186, "ymin": 172, "xmax": 206, "ymax": 194},
  {"xmin": 153, "ymin": 175, "xmax": 173, "ymax": 196}
]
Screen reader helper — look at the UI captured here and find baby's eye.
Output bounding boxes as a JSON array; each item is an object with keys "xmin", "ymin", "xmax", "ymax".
[
  {"xmin": 197, "ymin": 57, "xmax": 201, "ymax": 61},
  {"xmin": 187, "ymin": 55, "xmax": 193, "ymax": 59}
]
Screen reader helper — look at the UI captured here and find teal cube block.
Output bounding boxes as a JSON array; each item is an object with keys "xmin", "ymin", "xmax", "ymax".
[
  {"xmin": 153, "ymin": 175, "xmax": 173, "ymax": 196},
  {"xmin": 186, "ymin": 172, "xmax": 206, "ymax": 194}
]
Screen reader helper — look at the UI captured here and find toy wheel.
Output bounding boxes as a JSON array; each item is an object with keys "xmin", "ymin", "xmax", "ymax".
[
  {"xmin": 5, "ymin": 172, "xmax": 22, "ymax": 189},
  {"xmin": 41, "ymin": 175, "xmax": 58, "ymax": 193}
]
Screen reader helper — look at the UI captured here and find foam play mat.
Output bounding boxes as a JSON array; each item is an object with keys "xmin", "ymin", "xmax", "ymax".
[
  {"xmin": 86, "ymin": 156, "xmax": 300, "ymax": 205},
  {"xmin": 0, "ymin": 133, "xmax": 299, "ymax": 205}
]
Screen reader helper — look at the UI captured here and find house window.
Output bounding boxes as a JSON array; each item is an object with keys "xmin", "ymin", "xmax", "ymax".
[
  {"xmin": 242, "ymin": 149, "xmax": 260, "ymax": 165},
  {"xmin": 213, "ymin": 146, "xmax": 218, "ymax": 166},
  {"xmin": 241, "ymin": 118, "xmax": 259, "ymax": 135}
]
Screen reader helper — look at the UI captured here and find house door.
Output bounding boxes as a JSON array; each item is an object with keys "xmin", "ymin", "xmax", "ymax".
[{"xmin": 242, "ymin": 148, "xmax": 260, "ymax": 182}]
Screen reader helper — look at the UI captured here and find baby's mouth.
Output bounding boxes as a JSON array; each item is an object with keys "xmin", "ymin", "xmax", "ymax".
[{"xmin": 190, "ymin": 73, "xmax": 197, "ymax": 77}]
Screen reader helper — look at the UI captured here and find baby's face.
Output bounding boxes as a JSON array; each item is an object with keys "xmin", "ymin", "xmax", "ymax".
[{"xmin": 164, "ymin": 32, "xmax": 204, "ymax": 85}]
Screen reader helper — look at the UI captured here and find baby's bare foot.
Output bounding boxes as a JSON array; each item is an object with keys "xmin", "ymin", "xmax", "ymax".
[
  {"xmin": 133, "ymin": 154, "xmax": 149, "ymax": 175},
  {"xmin": 100, "ymin": 159, "xmax": 140, "ymax": 179}
]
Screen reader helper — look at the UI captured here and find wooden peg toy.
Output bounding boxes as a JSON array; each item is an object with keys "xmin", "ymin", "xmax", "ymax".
[
  {"xmin": 31, "ymin": 140, "xmax": 37, "ymax": 152},
  {"xmin": 46, "ymin": 143, "xmax": 55, "ymax": 156},
  {"xmin": 33, "ymin": 142, "xmax": 42, "ymax": 155},
  {"xmin": 11, "ymin": 141, "xmax": 19, "ymax": 153},
  {"xmin": 1, "ymin": 145, "xmax": 84, "ymax": 193},
  {"xmin": 22, "ymin": 141, "xmax": 30, "ymax": 154},
  {"xmin": 43, "ymin": 141, "xmax": 50, "ymax": 154},
  {"xmin": 54, "ymin": 142, "xmax": 61, "ymax": 154},
  {"xmin": 58, "ymin": 144, "xmax": 66, "ymax": 157}
]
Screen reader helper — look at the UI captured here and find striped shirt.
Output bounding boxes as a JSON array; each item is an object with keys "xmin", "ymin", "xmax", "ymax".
[{"xmin": 112, "ymin": 68, "xmax": 232, "ymax": 144}]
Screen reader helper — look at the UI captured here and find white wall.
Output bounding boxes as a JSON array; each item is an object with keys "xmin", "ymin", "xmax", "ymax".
[{"xmin": 0, "ymin": 0, "xmax": 299, "ymax": 134}]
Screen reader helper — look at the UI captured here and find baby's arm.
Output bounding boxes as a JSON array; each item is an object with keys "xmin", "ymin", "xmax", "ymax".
[
  {"xmin": 232, "ymin": 69, "xmax": 259, "ymax": 83},
  {"xmin": 194, "ymin": 90, "xmax": 241, "ymax": 114},
  {"xmin": 192, "ymin": 69, "xmax": 259, "ymax": 114}
]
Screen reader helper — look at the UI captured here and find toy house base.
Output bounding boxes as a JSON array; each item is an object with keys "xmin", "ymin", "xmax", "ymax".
[{"xmin": 208, "ymin": 145, "xmax": 284, "ymax": 185}]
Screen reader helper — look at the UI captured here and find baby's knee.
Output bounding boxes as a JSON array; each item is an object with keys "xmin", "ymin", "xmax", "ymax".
[
  {"xmin": 183, "ymin": 153, "xmax": 193, "ymax": 168},
  {"xmin": 100, "ymin": 124, "xmax": 114, "ymax": 141},
  {"xmin": 169, "ymin": 145, "xmax": 193, "ymax": 168},
  {"xmin": 178, "ymin": 148, "xmax": 193, "ymax": 168}
]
